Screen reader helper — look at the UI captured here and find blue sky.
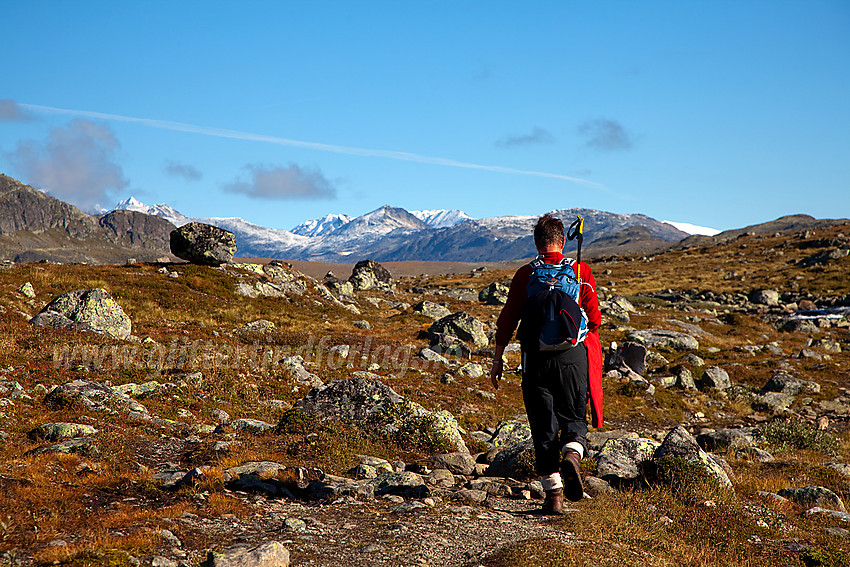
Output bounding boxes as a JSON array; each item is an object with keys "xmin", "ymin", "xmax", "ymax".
[{"xmin": 1, "ymin": 1, "xmax": 848, "ymax": 232}]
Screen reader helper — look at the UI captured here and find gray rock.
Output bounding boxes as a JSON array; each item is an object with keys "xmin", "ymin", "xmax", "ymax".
[
  {"xmin": 412, "ymin": 301, "xmax": 452, "ymax": 320},
  {"xmin": 28, "ymin": 422, "xmax": 98, "ymax": 441},
  {"xmin": 453, "ymin": 488, "xmax": 488, "ymax": 504},
  {"xmin": 223, "ymin": 462, "xmax": 321, "ymax": 497},
  {"xmin": 489, "ymin": 420, "xmax": 532, "ymax": 447},
  {"xmin": 279, "ymin": 356, "xmax": 323, "ymax": 388},
  {"xmin": 779, "ymin": 486, "xmax": 846, "ymax": 512},
  {"xmin": 682, "ymin": 353, "xmax": 705, "ymax": 367},
  {"xmin": 484, "ymin": 439, "xmax": 536, "ymax": 480},
  {"xmin": 457, "ymin": 362, "xmax": 485, "ymax": 379},
  {"xmin": 699, "ymin": 366, "xmax": 732, "ymax": 391},
  {"xmin": 353, "ymin": 320, "xmax": 371, "ymax": 330},
  {"xmin": 478, "ymin": 282, "xmax": 510, "ymax": 305},
  {"xmin": 652, "ymin": 425, "xmax": 733, "ymax": 489},
  {"xmin": 170, "ymin": 222, "xmax": 236, "ymax": 266},
  {"xmin": 674, "ymin": 366, "xmax": 697, "ymax": 390},
  {"xmin": 369, "ymin": 471, "xmax": 428, "ymax": 498},
  {"xmin": 628, "ymin": 329, "xmax": 699, "ymax": 351},
  {"xmin": 27, "ymin": 437, "xmax": 99, "ymax": 456},
  {"xmin": 205, "ymin": 541, "xmax": 290, "ymax": 567},
  {"xmin": 762, "ymin": 372, "xmax": 821, "ymax": 395},
  {"xmin": 751, "ymin": 392, "xmax": 796, "ymax": 414},
  {"xmin": 430, "ymin": 452, "xmax": 476, "ymax": 476},
  {"xmin": 44, "ymin": 380, "xmax": 148, "ymax": 415},
  {"xmin": 429, "ymin": 312, "xmax": 489, "ymax": 350},
  {"xmin": 428, "ymin": 334, "xmax": 472, "ymax": 359},
  {"xmin": 349, "ymin": 260, "xmax": 393, "ymax": 291},
  {"xmin": 696, "ymin": 428, "xmax": 757, "ymax": 452},
  {"xmin": 596, "ymin": 435, "xmax": 660, "ymax": 482},
  {"xmin": 584, "ymin": 476, "xmax": 616, "ymax": 495},
  {"xmin": 604, "ymin": 341, "xmax": 647, "ymax": 375},
  {"xmin": 293, "ymin": 377, "xmax": 468, "ymax": 453},
  {"xmin": 152, "ymin": 557, "xmax": 178, "ymax": 567},
  {"xmin": 418, "ymin": 348, "xmax": 449, "ymax": 365},
  {"xmin": 18, "ymin": 282, "xmax": 35, "ymax": 298},
  {"xmin": 31, "ymin": 288, "xmax": 131, "ymax": 339},
  {"xmin": 750, "ymin": 290, "xmax": 780, "ymax": 306},
  {"xmin": 229, "ymin": 419, "xmax": 274, "ymax": 434}
]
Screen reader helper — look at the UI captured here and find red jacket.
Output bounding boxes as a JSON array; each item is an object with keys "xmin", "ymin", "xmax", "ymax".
[{"xmin": 495, "ymin": 251, "xmax": 604, "ymax": 427}]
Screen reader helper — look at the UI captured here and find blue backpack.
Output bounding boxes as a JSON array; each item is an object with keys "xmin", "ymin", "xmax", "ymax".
[{"xmin": 520, "ymin": 257, "xmax": 589, "ymax": 351}]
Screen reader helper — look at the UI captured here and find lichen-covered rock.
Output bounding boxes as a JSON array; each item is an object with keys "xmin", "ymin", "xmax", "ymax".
[
  {"xmin": 369, "ymin": 471, "xmax": 428, "ymax": 498},
  {"xmin": 696, "ymin": 427, "xmax": 757, "ymax": 452},
  {"xmin": 31, "ymin": 288, "xmax": 131, "ymax": 340},
  {"xmin": 596, "ymin": 434, "xmax": 660, "ymax": 483},
  {"xmin": 223, "ymin": 462, "xmax": 322, "ymax": 497},
  {"xmin": 489, "ymin": 420, "xmax": 532, "ymax": 447},
  {"xmin": 430, "ymin": 452, "xmax": 476, "ymax": 476},
  {"xmin": 279, "ymin": 356, "xmax": 323, "ymax": 388},
  {"xmin": 478, "ymin": 282, "xmax": 510, "ymax": 305},
  {"xmin": 349, "ymin": 260, "xmax": 393, "ymax": 291},
  {"xmin": 751, "ymin": 392, "xmax": 796, "ymax": 414},
  {"xmin": 652, "ymin": 425, "xmax": 733, "ymax": 489},
  {"xmin": 18, "ymin": 282, "xmax": 35, "ymax": 298},
  {"xmin": 628, "ymin": 329, "xmax": 699, "ymax": 351},
  {"xmin": 229, "ymin": 418, "xmax": 274, "ymax": 433},
  {"xmin": 170, "ymin": 222, "xmax": 236, "ymax": 266},
  {"xmin": 750, "ymin": 289, "xmax": 780, "ymax": 306},
  {"xmin": 761, "ymin": 372, "xmax": 820, "ymax": 396},
  {"xmin": 778, "ymin": 486, "xmax": 846, "ymax": 512},
  {"xmin": 484, "ymin": 439, "xmax": 536, "ymax": 480},
  {"xmin": 429, "ymin": 312, "xmax": 489, "ymax": 350},
  {"xmin": 44, "ymin": 380, "xmax": 148, "ymax": 415},
  {"xmin": 292, "ymin": 377, "xmax": 467, "ymax": 453},
  {"xmin": 27, "ymin": 422, "xmax": 98, "ymax": 442},
  {"xmin": 699, "ymin": 366, "xmax": 732, "ymax": 391},
  {"xmin": 28, "ymin": 437, "xmax": 99, "ymax": 457},
  {"xmin": 412, "ymin": 301, "xmax": 452, "ymax": 321},
  {"xmin": 206, "ymin": 541, "xmax": 290, "ymax": 567},
  {"xmin": 457, "ymin": 362, "xmax": 484, "ymax": 379}
]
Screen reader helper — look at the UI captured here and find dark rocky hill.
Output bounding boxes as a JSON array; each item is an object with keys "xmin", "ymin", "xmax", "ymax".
[{"xmin": 0, "ymin": 174, "xmax": 176, "ymax": 263}]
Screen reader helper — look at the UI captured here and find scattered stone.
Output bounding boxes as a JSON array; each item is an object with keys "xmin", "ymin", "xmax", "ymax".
[
  {"xmin": 628, "ymin": 329, "xmax": 699, "ymax": 351},
  {"xmin": 170, "ymin": 222, "xmax": 236, "ymax": 266},
  {"xmin": 696, "ymin": 428, "xmax": 757, "ymax": 452},
  {"xmin": 205, "ymin": 541, "xmax": 290, "ymax": 567},
  {"xmin": 31, "ymin": 288, "xmax": 132, "ymax": 340},
  {"xmin": 279, "ymin": 356, "xmax": 323, "ymax": 388},
  {"xmin": 751, "ymin": 392, "xmax": 796, "ymax": 414},
  {"xmin": 699, "ymin": 366, "xmax": 732, "ymax": 391},
  {"xmin": 27, "ymin": 437, "xmax": 99, "ymax": 457},
  {"xmin": 778, "ymin": 486, "xmax": 846, "ymax": 512},
  {"xmin": 370, "ymin": 471, "xmax": 428, "ymax": 498},
  {"xmin": 293, "ymin": 377, "xmax": 468, "ymax": 453},
  {"xmin": 478, "ymin": 282, "xmax": 510, "ymax": 305},
  {"xmin": 429, "ymin": 312, "xmax": 489, "ymax": 350},
  {"xmin": 596, "ymin": 435, "xmax": 660, "ymax": 483},
  {"xmin": 412, "ymin": 301, "xmax": 452, "ymax": 320},
  {"xmin": 454, "ymin": 489, "xmax": 488, "ymax": 504},
  {"xmin": 652, "ymin": 425, "xmax": 733, "ymax": 489},
  {"xmin": 44, "ymin": 380, "xmax": 148, "ymax": 415},
  {"xmin": 229, "ymin": 419, "xmax": 274, "ymax": 434},
  {"xmin": 418, "ymin": 348, "xmax": 449, "ymax": 365},
  {"xmin": 18, "ymin": 282, "xmax": 35, "ymax": 298},
  {"xmin": 484, "ymin": 439, "xmax": 536, "ymax": 480},
  {"xmin": 457, "ymin": 362, "xmax": 484, "ymax": 379},
  {"xmin": 750, "ymin": 289, "xmax": 780, "ymax": 306},
  {"xmin": 349, "ymin": 260, "xmax": 393, "ymax": 291},
  {"xmin": 806, "ymin": 508, "xmax": 850, "ymax": 523},
  {"xmin": 489, "ymin": 420, "xmax": 532, "ymax": 447},
  {"xmin": 353, "ymin": 320, "xmax": 371, "ymax": 330},
  {"xmin": 430, "ymin": 452, "xmax": 476, "ymax": 476},
  {"xmin": 583, "ymin": 476, "xmax": 615, "ymax": 495},
  {"xmin": 28, "ymin": 422, "xmax": 98, "ymax": 442},
  {"xmin": 761, "ymin": 372, "xmax": 820, "ymax": 396}
]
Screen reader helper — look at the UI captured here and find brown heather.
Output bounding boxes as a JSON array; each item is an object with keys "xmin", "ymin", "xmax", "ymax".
[{"xmin": 0, "ymin": 222, "xmax": 848, "ymax": 566}]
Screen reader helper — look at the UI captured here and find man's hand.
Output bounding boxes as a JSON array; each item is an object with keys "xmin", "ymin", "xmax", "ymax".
[{"xmin": 489, "ymin": 359, "xmax": 503, "ymax": 390}]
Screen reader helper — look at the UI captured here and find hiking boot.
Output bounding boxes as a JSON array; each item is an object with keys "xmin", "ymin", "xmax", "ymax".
[
  {"xmin": 560, "ymin": 449, "xmax": 584, "ymax": 502},
  {"xmin": 542, "ymin": 487, "xmax": 566, "ymax": 515}
]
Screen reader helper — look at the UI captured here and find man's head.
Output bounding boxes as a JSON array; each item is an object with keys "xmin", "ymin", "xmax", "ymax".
[{"xmin": 534, "ymin": 214, "xmax": 565, "ymax": 253}]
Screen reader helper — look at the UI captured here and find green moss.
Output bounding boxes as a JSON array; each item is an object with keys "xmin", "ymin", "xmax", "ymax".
[{"xmin": 802, "ymin": 548, "xmax": 850, "ymax": 567}]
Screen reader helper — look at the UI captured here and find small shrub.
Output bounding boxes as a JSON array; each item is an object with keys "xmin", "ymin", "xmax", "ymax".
[
  {"xmin": 760, "ymin": 417, "xmax": 838, "ymax": 457},
  {"xmin": 802, "ymin": 547, "xmax": 850, "ymax": 567}
]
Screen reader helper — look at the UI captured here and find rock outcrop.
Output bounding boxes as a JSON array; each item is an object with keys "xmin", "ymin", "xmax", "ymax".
[{"xmin": 30, "ymin": 288, "xmax": 132, "ymax": 339}]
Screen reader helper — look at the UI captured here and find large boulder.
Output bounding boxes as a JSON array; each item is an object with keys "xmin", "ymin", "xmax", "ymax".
[
  {"xmin": 292, "ymin": 377, "xmax": 467, "ymax": 453},
  {"xmin": 484, "ymin": 439, "xmax": 536, "ymax": 480},
  {"xmin": 349, "ymin": 260, "xmax": 393, "ymax": 291},
  {"xmin": 170, "ymin": 222, "xmax": 236, "ymax": 266},
  {"xmin": 412, "ymin": 301, "xmax": 452, "ymax": 321},
  {"xmin": 206, "ymin": 541, "xmax": 290, "ymax": 567},
  {"xmin": 699, "ymin": 366, "xmax": 732, "ymax": 391},
  {"xmin": 31, "ymin": 288, "xmax": 132, "ymax": 340},
  {"xmin": 428, "ymin": 312, "xmax": 489, "ymax": 350},
  {"xmin": 652, "ymin": 426, "xmax": 733, "ymax": 489},
  {"xmin": 696, "ymin": 427, "xmax": 758, "ymax": 452},
  {"xmin": 44, "ymin": 380, "xmax": 148, "ymax": 415},
  {"xmin": 778, "ymin": 486, "xmax": 846, "ymax": 512},
  {"xmin": 596, "ymin": 434, "xmax": 660, "ymax": 484},
  {"xmin": 761, "ymin": 372, "xmax": 820, "ymax": 396},
  {"xmin": 478, "ymin": 282, "xmax": 510, "ymax": 305}
]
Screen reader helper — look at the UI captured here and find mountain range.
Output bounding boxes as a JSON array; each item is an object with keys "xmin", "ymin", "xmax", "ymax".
[
  {"xmin": 3, "ymin": 173, "xmax": 843, "ymax": 265},
  {"xmin": 109, "ymin": 196, "xmax": 691, "ymax": 262}
]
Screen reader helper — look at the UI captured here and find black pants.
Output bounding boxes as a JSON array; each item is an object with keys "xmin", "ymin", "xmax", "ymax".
[{"xmin": 521, "ymin": 343, "xmax": 588, "ymax": 476}]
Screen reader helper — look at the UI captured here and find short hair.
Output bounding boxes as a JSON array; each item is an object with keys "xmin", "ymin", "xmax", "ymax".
[{"xmin": 534, "ymin": 214, "xmax": 565, "ymax": 249}]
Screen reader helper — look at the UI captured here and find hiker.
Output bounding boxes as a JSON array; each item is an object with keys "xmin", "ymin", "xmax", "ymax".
[{"xmin": 489, "ymin": 213, "xmax": 603, "ymax": 514}]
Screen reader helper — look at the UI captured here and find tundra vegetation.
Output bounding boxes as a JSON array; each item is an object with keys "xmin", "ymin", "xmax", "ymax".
[{"xmin": 0, "ymin": 223, "xmax": 849, "ymax": 567}]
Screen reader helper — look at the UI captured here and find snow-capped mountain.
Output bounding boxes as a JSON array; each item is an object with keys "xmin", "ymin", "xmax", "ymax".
[
  {"xmin": 291, "ymin": 213, "xmax": 353, "ymax": 237},
  {"xmin": 107, "ymin": 196, "xmax": 691, "ymax": 262},
  {"xmin": 112, "ymin": 197, "xmax": 189, "ymax": 227},
  {"xmin": 662, "ymin": 220, "xmax": 721, "ymax": 236},
  {"xmin": 410, "ymin": 209, "xmax": 472, "ymax": 229}
]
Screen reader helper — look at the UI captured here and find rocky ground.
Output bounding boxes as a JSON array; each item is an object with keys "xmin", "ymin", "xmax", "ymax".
[{"xmin": 1, "ymin": 222, "xmax": 849, "ymax": 567}]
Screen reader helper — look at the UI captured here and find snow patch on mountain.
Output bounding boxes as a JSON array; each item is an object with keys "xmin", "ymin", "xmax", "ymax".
[
  {"xmin": 662, "ymin": 220, "xmax": 721, "ymax": 236},
  {"xmin": 112, "ymin": 196, "xmax": 189, "ymax": 227},
  {"xmin": 291, "ymin": 213, "xmax": 352, "ymax": 237},
  {"xmin": 410, "ymin": 209, "xmax": 472, "ymax": 229}
]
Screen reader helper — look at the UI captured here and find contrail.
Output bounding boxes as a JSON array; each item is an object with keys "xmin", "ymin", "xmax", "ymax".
[{"xmin": 20, "ymin": 103, "xmax": 607, "ymax": 190}]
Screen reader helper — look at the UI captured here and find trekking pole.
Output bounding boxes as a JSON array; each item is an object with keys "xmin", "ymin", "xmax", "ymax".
[{"xmin": 567, "ymin": 216, "xmax": 584, "ymax": 281}]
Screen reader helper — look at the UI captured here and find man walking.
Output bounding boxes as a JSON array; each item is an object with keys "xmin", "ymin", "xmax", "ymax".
[{"xmin": 489, "ymin": 214, "xmax": 603, "ymax": 514}]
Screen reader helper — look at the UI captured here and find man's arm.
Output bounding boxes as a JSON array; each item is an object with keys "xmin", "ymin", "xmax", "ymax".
[{"xmin": 490, "ymin": 265, "xmax": 531, "ymax": 389}]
